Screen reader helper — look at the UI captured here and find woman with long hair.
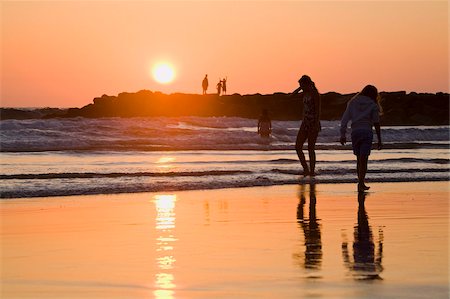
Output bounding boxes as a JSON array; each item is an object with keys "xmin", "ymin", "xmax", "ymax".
[
  {"xmin": 291, "ymin": 75, "xmax": 321, "ymax": 176},
  {"xmin": 340, "ymin": 85, "xmax": 382, "ymax": 191}
]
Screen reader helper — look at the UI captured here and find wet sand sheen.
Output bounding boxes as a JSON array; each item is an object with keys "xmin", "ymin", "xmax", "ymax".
[{"xmin": 1, "ymin": 182, "xmax": 448, "ymax": 298}]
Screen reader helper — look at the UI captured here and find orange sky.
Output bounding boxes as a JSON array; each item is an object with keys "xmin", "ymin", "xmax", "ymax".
[{"xmin": 2, "ymin": 1, "xmax": 448, "ymax": 108}]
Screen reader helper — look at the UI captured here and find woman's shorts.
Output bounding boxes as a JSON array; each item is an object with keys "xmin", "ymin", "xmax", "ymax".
[{"xmin": 351, "ymin": 129, "xmax": 373, "ymax": 156}]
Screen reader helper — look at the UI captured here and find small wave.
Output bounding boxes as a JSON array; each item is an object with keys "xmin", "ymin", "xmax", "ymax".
[
  {"xmin": 0, "ymin": 170, "xmax": 252, "ymax": 180},
  {"xmin": 1, "ymin": 175, "xmax": 448, "ymax": 199},
  {"xmin": 270, "ymin": 168, "xmax": 450, "ymax": 176},
  {"xmin": 373, "ymin": 158, "xmax": 450, "ymax": 164},
  {"xmin": 182, "ymin": 157, "xmax": 449, "ymax": 165}
]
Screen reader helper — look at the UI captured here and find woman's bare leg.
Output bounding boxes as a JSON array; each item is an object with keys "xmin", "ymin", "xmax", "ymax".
[
  {"xmin": 307, "ymin": 130, "xmax": 319, "ymax": 175},
  {"xmin": 296, "ymin": 130, "xmax": 309, "ymax": 175},
  {"xmin": 357, "ymin": 155, "xmax": 369, "ymax": 191}
]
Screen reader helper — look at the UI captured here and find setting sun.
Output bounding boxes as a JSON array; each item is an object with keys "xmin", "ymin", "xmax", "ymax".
[{"xmin": 152, "ymin": 63, "xmax": 175, "ymax": 84}]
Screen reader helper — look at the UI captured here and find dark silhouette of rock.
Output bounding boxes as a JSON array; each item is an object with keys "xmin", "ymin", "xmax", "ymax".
[
  {"xmin": 0, "ymin": 108, "xmax": 67, "ymax": 120},
  {"xmin": 2, "ymin": 90, "xmax": 448, "ymax": 125}
]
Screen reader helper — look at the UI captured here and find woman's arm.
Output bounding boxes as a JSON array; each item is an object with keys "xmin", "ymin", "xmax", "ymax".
[
  {"xmin": 340, "ymin": 102, "xmax": 352, "ymax": 144},
  {"xmin": 290, "ymin": 86, "xmax": 302, "ymax": 97},
  {"xmin": 372, "ymin": 104, "xmax": 382, "ymax": 150},
  {"xmin": 314, "ymin": 91, "xmax": 321, "ymax": 127},
  {"xmin": 374, "ymin": 122, "xmax": 382, "ymax": 150}
]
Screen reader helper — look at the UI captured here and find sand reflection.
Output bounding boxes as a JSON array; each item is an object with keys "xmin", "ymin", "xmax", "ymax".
[
  {"xmin": 294, "ymin": 182, "xmax": 323, "ymax": 273},
  {"xmin": 342, "ymin": 192, "xmax": 384, "ymax": 280},
  {"xmin": 154, "ymin": 194, "xmax": 177, "ymax": 298}
]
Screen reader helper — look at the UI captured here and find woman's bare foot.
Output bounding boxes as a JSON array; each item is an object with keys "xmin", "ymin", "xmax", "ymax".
[{"xmin": 358, "ymin": 183, "xmax": 370, "ymax": 192}]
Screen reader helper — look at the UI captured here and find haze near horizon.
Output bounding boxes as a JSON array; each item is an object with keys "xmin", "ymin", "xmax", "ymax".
[{"xmin": 1, "ymin": 1, "xmax": 448, "ymax": 108}]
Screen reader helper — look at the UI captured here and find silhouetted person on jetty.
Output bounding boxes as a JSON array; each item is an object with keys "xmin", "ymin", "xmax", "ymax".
[
  {"xmin": 294, "ymin": 182, "xmax": 322, "ymax": 270},
  {"xmin": 222, "ymin": 77, "xmax": 227, "ymax": 95},
  {"xmin": 216, "ymin": 79, "xmax": 222, "ymax": 95},
  {"xmin": 202, "ymin": 74, "xmax": 209, "ymax": 95},
  {"xmin": 342, "ymin": 192, "xmax": 383, "ymax": 280},
  {"xmin": 291, "ymin": 75, "xmax": 321, "ymax": 176},
  {"xmin": 257, "ymin": 109, "xmax": 272, "ymax": 138},
  {"xmin": 340, "ymin": 85, "xmax": 382, "ymax": 192}
]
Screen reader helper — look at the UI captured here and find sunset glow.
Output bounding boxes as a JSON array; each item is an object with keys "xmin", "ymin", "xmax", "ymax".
[
  {"xmin": 152, "ymin": 63, "xmax": 175, "ymax": 84},
  {"xmin": 1, "ymin": 1, "xmax": 448, "ymax": 107}
]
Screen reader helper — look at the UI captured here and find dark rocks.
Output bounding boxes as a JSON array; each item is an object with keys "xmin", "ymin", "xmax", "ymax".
[
  {"xmin": 2, "ymin": 90, "xmax": 448, "ymax": 125},
  {"xmin": 0, "ymin": 108, "xmax": 67, "ymax": 120}
]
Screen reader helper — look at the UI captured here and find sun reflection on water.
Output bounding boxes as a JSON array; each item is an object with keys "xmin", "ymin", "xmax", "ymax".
[
  {"xmin": 153, "ymin": 194, "xmax": 177, "ymax": 298},
  {"xmin": 156, "ymin": 156, "xmax": 176, "ymax": 170}
]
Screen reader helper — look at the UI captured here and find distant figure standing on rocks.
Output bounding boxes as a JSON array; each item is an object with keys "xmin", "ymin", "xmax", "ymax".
[
  {"xmin": 340, "ymin": 85, "xmax": 382, "ymax": 192},
  {"xmin": 258, "ymin": 108, "xmax": 272, "ymax": 138},
  {"xmin": 202, "ymin": 74, "xmax": 209, "ymax": 95},
  {"xmin": 222, "ymin": 77, "xmax": 227, "ymax": 95},
  {"xmin": 291, "ymin": 75, "xmax": 321, "ymax": 177},
  {"xmin": 216, "ymin": 79, "xmax": 222, "ymax": 96}
]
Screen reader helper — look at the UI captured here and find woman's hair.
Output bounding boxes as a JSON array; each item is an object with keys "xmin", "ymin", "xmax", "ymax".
[
  {"xmin": 299, "ymin": 75, "xmax": 318, "ymax": 92},
  {"xmin": 360, "ymin": 85, "xmax": 378, "ymax": 101},
  {"xmin": 359, "ymin": 84, "xmax": 383, "ymax": 114},
  {"xmin": 260, "ymin": 108, "xmax": 270, "ymax": 121}
]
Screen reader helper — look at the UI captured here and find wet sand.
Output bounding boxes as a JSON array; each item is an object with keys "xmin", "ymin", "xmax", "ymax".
[{"xmin": 1, "ymin": 182, "xmax": 448, "ymax": 298}]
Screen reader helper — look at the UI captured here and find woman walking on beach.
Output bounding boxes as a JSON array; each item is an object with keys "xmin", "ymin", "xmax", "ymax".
[
  {"xmin": 291, "ymin": 75, "xmax": 321, "ymax": 176},
  {"xmin": 340, "ymin": 85, "xmax": 382, "ymax": 192}
]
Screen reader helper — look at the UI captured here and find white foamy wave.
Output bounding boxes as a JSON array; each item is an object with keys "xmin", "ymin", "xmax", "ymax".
[
  {"xmin": 1, "ymin": 147, "xmax": 448, "ymax": 198},
  {"xmin": 1, "ymin": 117, "xmax": 448, "ymax": 152},
  {"xmin": 1, "ymin": 172, "xmax": 448, "ymax": 198}
]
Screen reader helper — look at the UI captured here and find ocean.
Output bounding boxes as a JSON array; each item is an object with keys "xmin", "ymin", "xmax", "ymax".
[{"xmin": 1, "ymin": 117, "xmax": 448, "ymax": 198}]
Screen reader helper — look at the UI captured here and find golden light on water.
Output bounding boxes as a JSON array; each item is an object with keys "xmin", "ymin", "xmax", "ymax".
[
  {"xmin": 153, "ymin": 194, "xmax": 177, "ymax": 299},
  {"xmin": 157, "ymin": 157, "xmax": 176, "ymax": 164},
  {"xmin": 154, "ymin": 194, "xmax": 176, "ymax": 230},
  {"xmin": 156, "ymin": 156, "xmax": 176, "ymax": 170}
]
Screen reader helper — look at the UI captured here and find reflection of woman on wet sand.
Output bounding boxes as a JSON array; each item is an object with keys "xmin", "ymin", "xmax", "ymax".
[
  {"xmin": 342, "ymin": 192, "xmax": 383, "ymax": 280},
  {"xmin": 293, "ymin": 183, "xmax": 322, "ymax": 270}
]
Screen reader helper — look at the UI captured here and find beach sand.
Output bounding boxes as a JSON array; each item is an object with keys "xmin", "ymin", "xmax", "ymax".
[{"xmin": 1, "ymin": 182, "xmax": 448, "ymax": 299}]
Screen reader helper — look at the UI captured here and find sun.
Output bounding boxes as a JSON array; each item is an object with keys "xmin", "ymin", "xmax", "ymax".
[{"xmin": 152, "ymin": 62, "xmax": 175, "ymax": 84}]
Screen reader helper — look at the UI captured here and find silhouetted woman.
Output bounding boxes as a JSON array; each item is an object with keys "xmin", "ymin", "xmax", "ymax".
[
  {"xmin": 257, "ymin": 109, "xmax": 272, "ymax": 138},
  {"xmin": 202, "ymin": 74, "xmax": 208, "ymax": 95},
  {"xmin": 291, "ymin": 75, "xmax": 321, "ymax": 176},
  {"xmin": 222, "ymin": 77, "xmax": 227, "ymax": 95},
  {"xmin": 340, "ymin": 85, "xmax": 382, "ymax": 192},
  {"xmin": 216, "ymin": 80, "xmax": 222, "ymax": 96}
]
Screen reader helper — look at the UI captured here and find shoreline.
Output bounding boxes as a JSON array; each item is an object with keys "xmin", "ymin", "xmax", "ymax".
[{"xmin": 1, "ymin": 177, "xmax": 449, "ymax": 200}]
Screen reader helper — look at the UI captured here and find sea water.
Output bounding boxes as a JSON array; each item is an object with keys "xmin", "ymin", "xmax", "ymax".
[{"xmin": 1, "ymin": 117, "xmax": 448, "ymax": 198}]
